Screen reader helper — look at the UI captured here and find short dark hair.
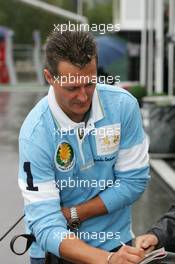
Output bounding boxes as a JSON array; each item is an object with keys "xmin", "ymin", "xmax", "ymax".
[{"xmin": 45, "ymin": 30, "xmax": 97, "ymax": 76}]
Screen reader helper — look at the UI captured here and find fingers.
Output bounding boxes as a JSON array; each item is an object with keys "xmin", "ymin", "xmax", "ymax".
[
  {"xmin": 109, "ymin": 235, "xmax": 158, "ymax": 264},
  {"xmin": 143, "ymin": 246, "xmax": 155, "ymax": 254},
  {"xmin": 124, "ymin": 245, "xmax": 145, "ymax": 257},
  {"xmin": 135, "ymin": 234, "xmax": 158, "ymax": 251},
  {"xmin": 111, "ymin": 245, "xmax": 145, "ymax": 264}
]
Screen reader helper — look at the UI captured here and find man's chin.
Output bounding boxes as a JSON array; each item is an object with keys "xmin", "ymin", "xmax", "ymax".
[
  {"xmin": 73, "ymin": 110, "xmax": 88, "ymax": 116},
  {"xmin": 74, "ymin": 104, "xmax": 91, "ymax": 113}
]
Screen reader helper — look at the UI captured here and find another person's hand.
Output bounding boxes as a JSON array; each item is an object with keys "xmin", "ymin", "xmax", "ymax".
[
  {"xmin": 135, "ymin": 234, "xmax": 159, "ymax": 253},
  {"xmin": 109, "ymin": 245, "xmax": 145, "ymax": 264}
]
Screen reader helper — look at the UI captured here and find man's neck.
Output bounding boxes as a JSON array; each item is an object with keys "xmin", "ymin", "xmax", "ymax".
[
  {"xmin": 67, "ymin": 113, "xmax": 85, "ymax": 123},
  {"xmin": 66, "ymin": 108, "xmax": 91, "ymax": 124}
]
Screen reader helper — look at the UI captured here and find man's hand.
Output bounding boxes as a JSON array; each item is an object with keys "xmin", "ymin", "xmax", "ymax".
[
  {"xmin": 135, "ymin": 234, "xmax": 159, "ymax": 254},
  {"xmin": 110, "ymin": 245, "xmax": 145, "ymax": 264}
]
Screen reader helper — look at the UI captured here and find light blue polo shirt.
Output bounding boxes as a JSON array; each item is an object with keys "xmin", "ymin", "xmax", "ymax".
[{"xmin": 18, "ymin": 83, "xmax": 150, "ymax": 258}]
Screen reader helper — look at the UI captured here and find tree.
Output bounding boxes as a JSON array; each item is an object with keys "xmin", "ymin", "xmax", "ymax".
[{"xmin": 0, "ymin": 0, "xmax": 113, "ymax": 43}]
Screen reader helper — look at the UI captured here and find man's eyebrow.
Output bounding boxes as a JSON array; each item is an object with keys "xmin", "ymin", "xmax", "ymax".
[
  {"xmin": 63, "ymin": 85, "xmax": 81, "ymax": 89},
  {"xmin": 63, "ymin": 81, "xmax": 93, "ymax": 89}
]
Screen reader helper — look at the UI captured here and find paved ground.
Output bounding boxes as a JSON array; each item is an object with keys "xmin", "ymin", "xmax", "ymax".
[
  {"xmin": 0, "ymin": 90, "xmax": 45, "ymax": 264},
  {"xmin": 0, "ymin": 89, "xmax": 174, "ymax": 263}
]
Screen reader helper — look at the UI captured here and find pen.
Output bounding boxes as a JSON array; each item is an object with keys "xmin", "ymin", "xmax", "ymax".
[{"xmin": 120, "ymin": 241, "xmax": 126, "ymax": 246}]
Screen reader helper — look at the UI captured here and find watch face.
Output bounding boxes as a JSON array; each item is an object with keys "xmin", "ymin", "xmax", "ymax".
[{"xmin": 68, "ymin": 219, "xmax": 81, "ymax": 231}]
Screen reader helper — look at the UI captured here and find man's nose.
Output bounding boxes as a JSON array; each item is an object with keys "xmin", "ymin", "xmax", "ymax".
[{"xmin": 77, "ymin": 87, "xmax": 88, "ymax": 102}]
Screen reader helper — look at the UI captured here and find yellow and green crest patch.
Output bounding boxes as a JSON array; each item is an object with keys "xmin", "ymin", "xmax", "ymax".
[{"xmin": 55, "ymin": 141, "xmax": 75, "ymax": 171}]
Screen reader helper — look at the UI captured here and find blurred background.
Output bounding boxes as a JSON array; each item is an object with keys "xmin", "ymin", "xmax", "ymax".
[{"xmin": 0, "ymin": 0, "xmax": 175, "ymax": 263}]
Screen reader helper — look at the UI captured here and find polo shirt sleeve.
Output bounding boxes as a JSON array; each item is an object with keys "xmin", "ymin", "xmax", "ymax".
[
  {"xmin": 18, "ymin": 138, "xmax": 71, "ymax": 257},
  {"xmin": 99, "ymin": 98, "xmax": 150, "ymax": 213}
]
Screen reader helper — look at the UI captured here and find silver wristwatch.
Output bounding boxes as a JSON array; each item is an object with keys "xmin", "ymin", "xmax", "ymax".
[{"xmin": 68, "ymin": 207, "xmax": 81, "ymax": 231}]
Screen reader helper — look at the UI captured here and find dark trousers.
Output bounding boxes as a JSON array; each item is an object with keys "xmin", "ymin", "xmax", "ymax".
[{"xmin": 30, "ymin": 240, "xmax": 132, "ymax": 264}]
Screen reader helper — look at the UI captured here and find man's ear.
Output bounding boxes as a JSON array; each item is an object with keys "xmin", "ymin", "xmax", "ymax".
[{"xmin": 43, "ymin": 69, "xmax": 53, "ymax": 85}]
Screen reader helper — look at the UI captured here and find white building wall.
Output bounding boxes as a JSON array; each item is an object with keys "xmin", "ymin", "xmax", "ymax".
[{"xmin": 113, "ymin": 0, "xmax": 155, "ymax": 30}]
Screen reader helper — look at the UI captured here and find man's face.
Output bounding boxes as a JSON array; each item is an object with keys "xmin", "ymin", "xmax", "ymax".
[{"xmin": 52, "ymin": 58, "xmax": 97, "ymax": 122}]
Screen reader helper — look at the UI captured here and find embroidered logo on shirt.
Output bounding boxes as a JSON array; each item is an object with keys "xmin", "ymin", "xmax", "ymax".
[
  {"xmin": 55, "ymin": 141, "xmax": 75, "ymax": 171},
  {"xmin": 78, "ymin": 127, "xmax": 85, "ymax": 140},
  {"xmin": 95, "ymin": 124, "xmax": 120, "ymax": 156}
]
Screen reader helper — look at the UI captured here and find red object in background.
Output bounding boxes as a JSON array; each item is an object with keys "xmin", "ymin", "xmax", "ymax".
[
  {"xmin": 0, "ymin": 41, "xmax": 9, "ymax": 83},
  {"xmin": 0, "ymin": 41, "xmax": 5, "ymax": 60}
]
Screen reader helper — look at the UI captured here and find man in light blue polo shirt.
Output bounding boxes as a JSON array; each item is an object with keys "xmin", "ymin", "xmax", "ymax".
[{"xmin": 18, "ymin": 30, "xmax": 149, "ymax": 264}]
